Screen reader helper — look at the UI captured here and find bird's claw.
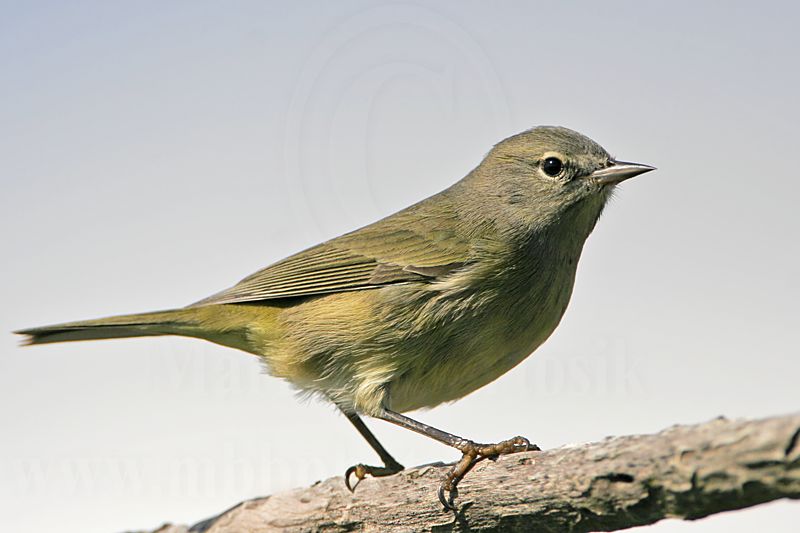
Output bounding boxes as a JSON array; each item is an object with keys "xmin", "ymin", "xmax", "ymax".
[
  {"xmin": 438, "ymin": 482, "xmax": 458, "ymax": 510},
  {"xmin": 438, "ymin": 435, "xmax": 540, "ymax": 512},
  {"xmin": 344, "ymin": 461, "xmax": 405, "ymax": 492},
  {"xmin": 345, "ymin": 464, "xmax": 367, "ymax": 492}
]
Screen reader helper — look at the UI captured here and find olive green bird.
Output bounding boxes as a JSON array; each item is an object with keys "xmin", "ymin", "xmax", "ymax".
[{"xmin": 16, "ymin": 126, "xmax": 654, "ymax": 509}]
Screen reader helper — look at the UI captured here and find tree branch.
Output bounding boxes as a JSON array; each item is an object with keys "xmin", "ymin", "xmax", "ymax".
[{"xmin": 145, "ymin": 413, "xmax": 800, "ymax": 533}]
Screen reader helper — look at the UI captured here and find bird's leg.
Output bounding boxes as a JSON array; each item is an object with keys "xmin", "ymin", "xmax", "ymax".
[
  {"xmin": 341, "ymin": 408, "xmax": 405, "ymax": 491},
  {"xmin": 377, "ymin": 408, "xmax": 539, "ymax": 511}
]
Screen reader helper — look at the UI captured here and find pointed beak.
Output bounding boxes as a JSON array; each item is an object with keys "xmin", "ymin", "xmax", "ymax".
[{"xmin": 591, "ymin": 160, "xmax": 656, "ymax": 186}]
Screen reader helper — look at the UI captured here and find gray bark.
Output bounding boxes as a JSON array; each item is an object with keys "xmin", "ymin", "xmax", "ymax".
[{"xmin": 139, "ymin": 413, "xmax": 800, "ymax": 532}]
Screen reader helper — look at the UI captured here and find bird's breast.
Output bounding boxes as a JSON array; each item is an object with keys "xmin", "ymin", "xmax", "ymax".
[{"xmin": 385, "ymin": 244, "xmax": 580, "ymax": 412}]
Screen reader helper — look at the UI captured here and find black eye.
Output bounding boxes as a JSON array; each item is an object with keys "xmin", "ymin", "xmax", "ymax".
[{"xmin": 542, "ymin": 157, "xmax": 563, "ymax": 177}]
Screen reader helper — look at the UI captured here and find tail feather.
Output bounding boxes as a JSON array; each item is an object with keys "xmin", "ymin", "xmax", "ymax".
[{"xmin": 15, "ymin": 309, "xmax": 196, "ymax": 346}]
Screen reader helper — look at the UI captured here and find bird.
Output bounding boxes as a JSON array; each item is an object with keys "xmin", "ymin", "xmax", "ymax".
[{"xmin": 16, "ymin": 125, "xmax": 654, "ymax": 509}]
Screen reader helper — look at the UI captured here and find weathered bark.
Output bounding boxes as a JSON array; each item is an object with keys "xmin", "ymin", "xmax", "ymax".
[{"xmin": 141, "ymin": 413, "xmax": 800, "ymax": 532}]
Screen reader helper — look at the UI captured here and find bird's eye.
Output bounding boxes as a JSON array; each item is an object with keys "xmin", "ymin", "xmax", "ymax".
[{"xmin": 542, "ymin": 157, "xmax": 563, "ymax": 177}]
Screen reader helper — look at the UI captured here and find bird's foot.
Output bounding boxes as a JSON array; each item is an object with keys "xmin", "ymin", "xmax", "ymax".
[
  {"xmin": 438, "ymin": 435, "xmax": 540, "ymax": 511},
  {"xmin": 345, "ymin": 460, "xmax": 404, "ymax": 492}
]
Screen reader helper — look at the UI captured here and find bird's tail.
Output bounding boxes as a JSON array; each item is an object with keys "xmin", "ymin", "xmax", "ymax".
[{"xmin": 15, "ymin": 308, "xmax": 204, "ymax": 346}]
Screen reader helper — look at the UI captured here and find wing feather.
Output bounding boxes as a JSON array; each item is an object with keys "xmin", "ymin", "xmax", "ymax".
[{"xmin": 192, "ymin": 193, "xmax": 470, "ymax": 306}]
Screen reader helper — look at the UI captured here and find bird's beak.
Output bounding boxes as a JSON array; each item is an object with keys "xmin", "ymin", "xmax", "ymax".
[{"xmin": 591, "ymin": 160, "xmax": 656, "ymax": 186}]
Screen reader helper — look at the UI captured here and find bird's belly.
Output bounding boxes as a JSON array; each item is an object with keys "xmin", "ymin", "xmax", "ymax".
[
  {"xmin": 386, "ymin": 278, "xmax": 573, "ymax": 412},
  {"xmin": 261, "ymin": 257, "xmax": 578, "ymax": 415}
]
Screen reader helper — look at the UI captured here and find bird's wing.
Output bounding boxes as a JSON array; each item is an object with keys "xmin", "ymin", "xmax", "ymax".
[{"xmin": 191, "ymin": 197, "xmax": 469, "ymax": 306}]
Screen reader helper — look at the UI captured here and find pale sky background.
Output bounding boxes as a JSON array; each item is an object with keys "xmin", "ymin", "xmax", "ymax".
[{"xmin": 1, "ymin": 2, "xmax": 798, "ymax": 532}]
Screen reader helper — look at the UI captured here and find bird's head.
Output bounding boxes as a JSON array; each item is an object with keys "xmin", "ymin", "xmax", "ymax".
[{"xmin": 464, "ymin": 126, "xmax": 655, "ymax": 239}]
